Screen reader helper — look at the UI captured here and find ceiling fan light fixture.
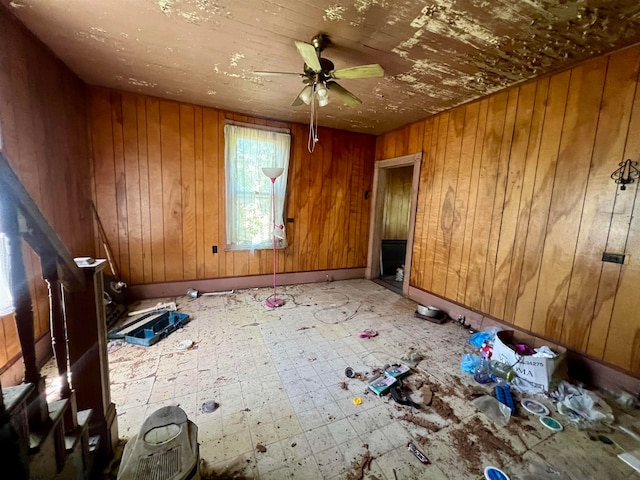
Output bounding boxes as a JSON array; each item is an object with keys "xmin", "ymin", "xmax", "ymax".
[
  {"xmin": 316, "ymin": 83, "xmax": 330, "ymax": 107},
  {"xmin": 316, "ymin": 84, "xmax": 328, "ymax": 98},
  {"xmin": 299, "ymin": 85, "xmax": 314, "ymax": 105}
]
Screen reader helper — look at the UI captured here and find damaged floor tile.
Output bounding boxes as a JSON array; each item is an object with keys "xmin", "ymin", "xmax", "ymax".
[{"xmin": 40, "ymin": 279, "xmax": 638, "ymax": 479}]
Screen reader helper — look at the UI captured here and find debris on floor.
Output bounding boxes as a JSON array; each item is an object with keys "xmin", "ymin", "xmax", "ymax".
[
  {"xmin": 93, "ymin": 280, "xmax": 639, "ymax": 479},
  {"xmin": 346, "ymin": 446, "xmax": 373, "ymax": 480},
  {"xmin": 176, "ymin": 339, "xmax": 195, "ymax": 350},
  {"xmin": 444, "ymin": 417, "xmax": 522, "ymax": 474},
  {"xmin": 200, "ymin": 400, "xmax": 219, "ymax": 413},
  {"xmin": 399, "ymin": 413, "xmax": 441, "ymax": 432},
  {"xmin": 431, "ymin": 396, "xmax": 460, "ymax": 423},
  {"xmin": 407, "ymin": 441, "xmax": 430, "ymax": 464},
  {"xmin": 127, "ymin": 300, "xmax": 178, "ymax": 317},
  {"xmin": 357, "ymin": 329, "xmax": 378, "ymax": 338},
  {"xmin": 401, "ymin": 347, "xmax": 424, "ymax": 367},
  {"xmin": 187, "ymin": 287, "xmax": 235, "ymax": 298},
  {"xmin": 550, "ymin": 380, "xmax": 614, "ymax": 428},
  {"xmin": 107, "ymin": 339, "xmax": 124, "ymax": 354},
  {"xmin": 472, "ymin": 395, "xmax": 511, "ymax": 427},
  {"xmin": 418, "ymin": 386, "xmax": 433, "ymax": 406}
]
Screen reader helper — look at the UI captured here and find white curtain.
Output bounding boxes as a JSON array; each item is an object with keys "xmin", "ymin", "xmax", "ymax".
[
  {"xmin": 0, "ymin": 234, "xmax": 14, "ymax": 316},
  {"xmin": 224, "ymin": 124, "xmax": 291, "ymax": 250}
]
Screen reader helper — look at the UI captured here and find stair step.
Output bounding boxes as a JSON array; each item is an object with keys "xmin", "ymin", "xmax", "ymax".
[
  {"xmin": 64, "ymin": 408, "xmax": 93, "ymax": 453},
  {"xmin": 29, "ymin": 398, "xmax": 69, "ymax": 453}
]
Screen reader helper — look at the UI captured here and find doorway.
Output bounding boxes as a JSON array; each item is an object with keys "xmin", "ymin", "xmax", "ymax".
[{"xmin": 365, "ymin": 153, "xmax": 422, "ymax": 296}]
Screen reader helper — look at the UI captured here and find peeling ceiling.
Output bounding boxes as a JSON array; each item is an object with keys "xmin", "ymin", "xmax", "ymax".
[{"xmin": 4, "ymin": 0, "xmax": 640, "ymax": 134}]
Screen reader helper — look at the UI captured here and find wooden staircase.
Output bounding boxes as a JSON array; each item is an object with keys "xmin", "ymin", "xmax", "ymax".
[{"xmin": 0, "ymin": 152, "xmax": 118, "ymax": 479}]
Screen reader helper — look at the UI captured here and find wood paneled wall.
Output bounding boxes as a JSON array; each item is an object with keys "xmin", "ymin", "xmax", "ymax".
[
  {"xmin": 381, "ymin": 166, "xmax": 413, "ymax": 240},
  {"xmin": 88, "ymin": 88, "xmax": 375, "ymax": 285},
  {"xmin": 376, "ymin": 45, "xmax": 640, "ymax": 375},
  {"xmin": 0, "ymin": 7, "xmax": 94, "ymax": 373}
]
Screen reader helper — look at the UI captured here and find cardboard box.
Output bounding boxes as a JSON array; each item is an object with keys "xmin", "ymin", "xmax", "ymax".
[{"xmin": 492, "ymin": 330, "xmax": 567, "ymax": 392}]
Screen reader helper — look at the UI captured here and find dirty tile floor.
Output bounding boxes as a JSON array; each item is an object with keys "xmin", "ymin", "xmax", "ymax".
[{"xmin": 58, "ymin": 280, "xmax": 638, "ymax": 478}]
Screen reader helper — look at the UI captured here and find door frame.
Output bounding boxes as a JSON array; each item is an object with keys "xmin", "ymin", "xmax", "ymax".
[{"xmin": 365, "ymin": 152, "xmax": 422, "ymax": 296}]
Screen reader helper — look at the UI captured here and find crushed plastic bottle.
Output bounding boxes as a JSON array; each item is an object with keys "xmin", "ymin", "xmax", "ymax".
[{"xmin": 490, "ymin": 360, "xmax": 516, "ymax": 382}]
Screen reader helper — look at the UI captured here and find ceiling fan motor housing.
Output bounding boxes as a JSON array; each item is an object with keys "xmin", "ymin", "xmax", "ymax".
[
  {"xmin": 311, "ymin": 33, "xmax": 330, "ymax": 53},
  {"xmin": 304, "ymin": 58, "xmax": 335, "ymax": 81}
]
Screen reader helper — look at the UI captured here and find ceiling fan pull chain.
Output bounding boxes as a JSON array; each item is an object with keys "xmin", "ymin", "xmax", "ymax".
[{"xmin": 308, "ymin": 85, "xmax": 319, "ymax": 153}]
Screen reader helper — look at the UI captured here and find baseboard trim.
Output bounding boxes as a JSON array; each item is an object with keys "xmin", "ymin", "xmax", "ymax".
[
  {"xmin": 408, "ymin": 286, "xmax": 640, "ymax": 395},
  {"xmin": 128, "ymin": 268, "xmax": 366, "ymax": 300}
]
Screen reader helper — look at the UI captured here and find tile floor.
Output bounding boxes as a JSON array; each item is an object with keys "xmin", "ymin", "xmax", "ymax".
[{"xmin": 55, "ymin": 280, "xmax": 639, "ymax": 478}]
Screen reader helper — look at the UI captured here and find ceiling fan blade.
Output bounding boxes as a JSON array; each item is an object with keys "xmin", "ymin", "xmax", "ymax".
[
  {"xmin": 292, "ymin": 85, "xmax": 313, "ymax": 106},
  {"xmin": 327, "ymin": 81, "xmax": 362, "ymax": 107},
  {"xmin": 253, "ymin": 71, "xmax": 304, "ymax": 77},
  {"xmin": 294, "ymin": 41, "xmax": 322, "ymax": 72},
  {"xmin": 331, "ymin": 64, "xmax": 384, "ymax": 79}
]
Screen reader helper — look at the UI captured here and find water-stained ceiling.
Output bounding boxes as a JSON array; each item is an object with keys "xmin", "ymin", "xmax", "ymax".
[{"xmin": 4, "ymin": 0, "xmax": 640, "ymax": 134}]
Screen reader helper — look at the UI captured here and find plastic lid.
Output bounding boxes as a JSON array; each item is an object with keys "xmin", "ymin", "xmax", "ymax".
[
  {"xmin": 520, "ymin": 398, "xmax": 549, "ymax": 416},
  {"xmin": 540, "ymin": 415, "xmax": 563, "ymax": 431},
  {"xmin": 484, "ymin": 466, "xmax": 510, "ymax": 480}
]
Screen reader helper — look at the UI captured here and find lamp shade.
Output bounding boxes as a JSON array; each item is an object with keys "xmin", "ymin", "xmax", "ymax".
[{"xmin": 261, "ymin": 167, "xmax": 284, "ymax": 179}]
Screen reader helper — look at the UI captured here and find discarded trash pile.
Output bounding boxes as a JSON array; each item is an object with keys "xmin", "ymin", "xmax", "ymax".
[{"xmin": 457, "ymin": 325, "xmax": 640, "ymax": 476}]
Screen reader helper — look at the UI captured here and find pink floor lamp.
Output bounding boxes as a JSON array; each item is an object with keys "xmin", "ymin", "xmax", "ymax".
[{"xmin": 262, "ymin": 167, "xmax": 285, "ymax": 308}]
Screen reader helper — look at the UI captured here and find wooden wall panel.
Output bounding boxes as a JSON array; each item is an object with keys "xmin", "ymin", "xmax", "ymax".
[
  {"xmin": 457, "ymin": 100, "xmax": 488, "ymax": 304},
  {"xmin": 490, "ymin": 84, "xmax": 536, "ymax": 320},
  {"xmin": 381, "ymin": 166, "xmax": 413, "ymax": 240},
  {"xmin": 530, "ymin": 59, "xmax": 607, "ymax": 340},
  {"xmin": 465, "ymin": 92, "xmax": 508, "ymax": 308},
  {"xmin": 377, "ymin": 45, "xmax": 640, "ymax": 375},
  {"xmin": 409, "ymin": 119, "xmax": 434, "ymax": 287},
  {"xmin": 0, "ymin": 8, "xmax": 94, "ymax": 372},
  {"xmin": 589, "ymin": 51, "xmax": 640, "ymax": 360},
  {"xmin": 512, "ymin": 71, "xmax": 570, "ymax": 331},
  {"xmin": 445, "ymin": 103, "xmax": 479, "ymax": 301},
  {"xmin": 482, "ymin": 90, "xmax": 518, "ymax": 313},
  {"xmin": 422, "ymin": 114, "xmax": 449, "ymax": 292},
  {"xmin": 503, "ymin": 79, "xmax": 548, "ymax": 324},
  {"xmin": 89, "ymin": 88, "xmax": 375, "ymax": 285},
  {"xmin": 564, "ymin": 50, "xmax": 640, "ymax": 352},
  {"xmin": 432, "ymin": 107, "xmax": 464, "ymax": 296}
]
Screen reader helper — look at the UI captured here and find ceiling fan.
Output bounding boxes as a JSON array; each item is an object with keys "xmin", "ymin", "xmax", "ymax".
[{"xmin": 254, "ymin": 34, "xmax": 384, "ymax": 108}]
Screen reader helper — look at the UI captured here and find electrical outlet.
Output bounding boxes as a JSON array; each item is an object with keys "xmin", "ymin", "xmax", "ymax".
[
  {"xmin": 602, "ymin": 252, "xmax": 624, "ymax": 264},
  {"xmin": 212, "ymin": 245, "xmax": 218, "ymax": 254}
]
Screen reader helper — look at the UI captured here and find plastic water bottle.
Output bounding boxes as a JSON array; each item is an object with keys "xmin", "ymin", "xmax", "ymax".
[{"xmin": 474, "ymin": 351, "xmax": 495, "ymax": 384}]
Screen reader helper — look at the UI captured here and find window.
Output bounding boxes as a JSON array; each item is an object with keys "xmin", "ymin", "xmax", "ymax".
[
  {"xmin": 0, "ymin": 234, "xmax": 14, "ymax": 316},
  {"xmin": 224, "ymin": 123, "xmax": 291, "ymax": 250}
]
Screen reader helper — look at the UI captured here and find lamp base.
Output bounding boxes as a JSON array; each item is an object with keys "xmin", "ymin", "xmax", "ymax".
[{"xmin": 265, "ymin": 295, "xmax": 285, "ymax": 308}]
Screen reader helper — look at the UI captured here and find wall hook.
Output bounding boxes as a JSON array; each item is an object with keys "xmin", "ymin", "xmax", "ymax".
[{"xmin": 611, "ymin": 159, "xmax": 639, "ymax": 190}]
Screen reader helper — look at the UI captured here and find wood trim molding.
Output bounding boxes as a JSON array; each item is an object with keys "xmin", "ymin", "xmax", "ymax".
[
  {"xmin": 128, "ymin": 268, "xmax": 366, "ymax": 299},
  {"xmin": 366, "ymin": 152, "xmax": 422, "ymax": 297},
  {"xmin": 403, "ymin": 154, "xmax": 423, "ymax": 295}
]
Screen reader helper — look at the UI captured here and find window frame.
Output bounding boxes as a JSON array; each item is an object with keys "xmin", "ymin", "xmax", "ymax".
[{"xmin": 223, "ymin": 121, "xmax": 291, "ymax": 252}]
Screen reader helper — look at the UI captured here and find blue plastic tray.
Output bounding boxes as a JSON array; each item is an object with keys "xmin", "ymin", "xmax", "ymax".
[{"xmin": 108, "ymin": 310, "xmax": 190, "ymax": 346}]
